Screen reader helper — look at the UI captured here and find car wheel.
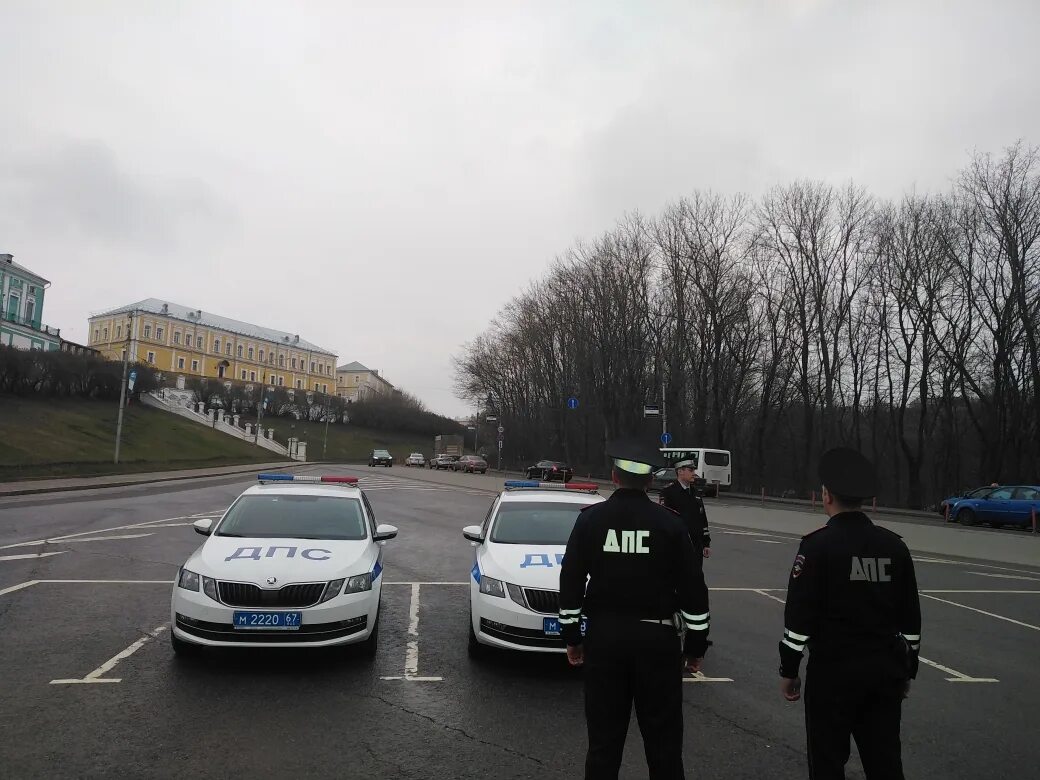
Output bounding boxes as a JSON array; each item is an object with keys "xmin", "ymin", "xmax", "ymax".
[
  {"xmin": 468, "ymin": 619, "xmax": 487, "ymax": 659},
  {"xmin": 171, "ymin": 632, "xmax": 201, "ymax": 658},
  {"xmin": 958, "ymin": 508, "xmax": 979, "ymax": 526},
  {"xmin": 359, "ymin": 613, "xmax": 379, "ymax": 659}
]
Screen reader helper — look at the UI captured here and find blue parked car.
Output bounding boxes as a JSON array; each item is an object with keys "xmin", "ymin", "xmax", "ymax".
[
  {"xmin": 949, "ymin": 485, "xmax": 1040, "ymax": 528},
  {"xmin": 939, "ymin": 486, "xmax": 998, "ymax": 517}
]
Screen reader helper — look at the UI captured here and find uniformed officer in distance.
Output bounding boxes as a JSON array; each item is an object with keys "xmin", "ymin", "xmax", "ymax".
[
  {"xmin": 779, "ymin": 447, "xmax": 921, "ymax": 780},
  {"xmin": 659, "ymin": 459, "xmax": 711, "ymax": 559},
  {"xmin": 558, "ymin": 437, "xmax": 710, "ymax": 780}
]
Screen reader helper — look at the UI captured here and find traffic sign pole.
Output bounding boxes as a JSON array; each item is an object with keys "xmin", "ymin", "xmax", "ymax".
[{"xmin": 114, "ymin": 313, "xmax": 133, "ymax": 464}]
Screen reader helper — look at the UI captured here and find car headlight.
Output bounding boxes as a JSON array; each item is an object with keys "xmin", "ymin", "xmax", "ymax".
[
  {"xmin": 506, "ymin": 582, "xmax": 526, "ymax": 608},
  {"xmin": 320, "ymin": 578, "xmax": 346, "ymax": 603},
  {"xmin": 479, "ymin": 576, "xmax": 506, "ymax": 598},
  {"xmin": 202, "ymin": 576, "xmax": 219, "ymax": 602},
  {"xmin": 343, "ymin": 573, "xmax": 372, "ymax": 594},
  {"xmin": 178, "ymin": 568, "xmax": 200, "ymax": 591}
]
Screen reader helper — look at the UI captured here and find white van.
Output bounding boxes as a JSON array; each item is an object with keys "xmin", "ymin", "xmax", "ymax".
[{"xmin": 659, "ymin": 447, "xmax": 732, "ymax": 496}]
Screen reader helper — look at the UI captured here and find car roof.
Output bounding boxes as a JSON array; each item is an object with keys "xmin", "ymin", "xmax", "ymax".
[
  {"xmin": 499, "ymin": 489, "xmax": 603, "ymax": 505},
  {"xmin": 241, "ymin": 483, "xmax": 363, "ymax": 499}
]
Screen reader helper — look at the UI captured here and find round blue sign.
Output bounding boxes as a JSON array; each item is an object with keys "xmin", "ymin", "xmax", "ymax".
[
  {"xmin": 129, "ymin": 370, "xmax": 137, "ymax": 379},
  {"xmin": 567, "ymin": 397, "xmax": 578, "ymax": 410},
  {"xmin": 660, "ymin": 432, "xmax": 672, "ymax": 445}
]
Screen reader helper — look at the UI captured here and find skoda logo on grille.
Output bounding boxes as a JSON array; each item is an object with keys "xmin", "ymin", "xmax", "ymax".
[{"xmin": 266, "ymin": 576, "xmax": 277, "ymax": 585}]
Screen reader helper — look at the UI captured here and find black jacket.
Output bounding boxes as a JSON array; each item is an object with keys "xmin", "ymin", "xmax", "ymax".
[
  {"xmin": 778, "ymin": 512, "xmax": 922, "ymax": 680},
  {"xmin": 558, "ymin": 488, "xmax": 710, "ymax": 657},
  {"xmin": 659, "ymin": 480, "xmax": 711, "ymax": 549}
]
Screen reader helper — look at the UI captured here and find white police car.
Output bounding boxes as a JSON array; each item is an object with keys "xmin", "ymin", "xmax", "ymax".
[
  {"xmin": 463, "ymin": 480, "xmax": 604, "ymax": 655},
  {"xmin": 171, "ymin": 473, "xmax": 398, "ymax": 655}
]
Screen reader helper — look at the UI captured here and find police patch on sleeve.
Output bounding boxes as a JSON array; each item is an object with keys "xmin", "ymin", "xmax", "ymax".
[{"xmin": 791, "ymin": 554, "xmax": 806, "ymax": 578}]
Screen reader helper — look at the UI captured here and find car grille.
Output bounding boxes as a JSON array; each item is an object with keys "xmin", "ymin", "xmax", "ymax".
[
  {"xmin": 217, "ymin": 581, "xmax": 327, "ymax": 608},
  {"xmin": 176, "ymin": 614, "xmax": 366, "ymax": 643},
  {"xmin": 523, "ymin": 588, "xmax": 560, "ymax": 615}
]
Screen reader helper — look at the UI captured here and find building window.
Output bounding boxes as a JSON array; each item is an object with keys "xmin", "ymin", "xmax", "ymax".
[
  {"xmin": 213, "ymin": 338, "xmax": 220, "ymax": 353},
  {"xmin": 241, "ymin": 370, "xmax": 247, "ymax": 380},
  {"xmin": 174, "ymin": 332, "xmax": 181, "ymax": 345},
  {"xmin": 103, "ymin": 327, "xmax": 109, "ymax": 340},
  {"xmin": 226, "ymin": 343, "xmax": 232, "ymax": 355},
  {"xmin": 196, "ymin": 336, "xmax": 203, "ymax": 349},
  {"xmin": 237, "ymin": 345, "xmax": 243, "ymax": 358},
  {"xmin": 259, "ymin": 349, "xmax": 265, "ymax": 362},
  {"xmin": 248, "ymin": 347, "xmax": 254, "ymax": 360},
  {"xmin": 310, "ymin": 361, "xmax": 315, "ymax": 373},
  {"xmin": 322, "ymin": 383, "xmax": 328, "ymax": 393},
  {"xmin": 178, "ymin": 357, "xmax": 185, "ymax": 369},
  {"xmin": 121, "ymin": 349, "xmax": 126, "ymax": 361},
  {"xmin": 296, "ymin": 379, "xmax": 302, "ymax": 389},
  {"xmin": 250, "ymin": 371, "xmax": 256, "ymax": 381},
  {"xmin": 147, "ymin": 351, "xmax": 155, "ymax": 363},
  {"xmin": 191, "ymin": 360, "xmax": 199, "ymax": 372},
  {"xmin": 93, "ymin": 329, "xmax": 99, "ymax": 342},
  {"xmin": 277, "ymin": 376, "xmax": 283, "ymax": 386},
  {"xmin": 156, "ymin": 327, "xmax": 164, "ymax": 341},
  {"xmin": 279, "ymin": 355, "xmax": 284, "ymax": 367},
  {"xmin": 292, "ymin": 357, "xmax": 297, "ymax": 369},
  {"xmin": 116, "ymin": 324, "xmax": 122, "ymax": 339},
  {"xmin": 144, "ymin": 324, "xmax": 152, "ymax": 339}
]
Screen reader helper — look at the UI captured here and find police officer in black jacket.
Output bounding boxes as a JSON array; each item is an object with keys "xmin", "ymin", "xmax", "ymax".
[
  {"xmin": 778, "ymin": 447, "xmax": 921, "ymax": 780},
  {"xmin": 559, "ymin": 438, "xmax": 710, "ymax": 780},
  {"xmin": 659, "ymin": 458, "xmax": 712, "ymax": 558}
]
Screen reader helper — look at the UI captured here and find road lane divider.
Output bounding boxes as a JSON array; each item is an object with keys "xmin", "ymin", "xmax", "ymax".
[{"xmin": 50, "ymin": 625, "xmax": 168, "ymax": 685}]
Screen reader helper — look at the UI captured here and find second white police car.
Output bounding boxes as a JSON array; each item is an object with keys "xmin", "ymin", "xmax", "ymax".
[
  {"xmin": 171, "ymin": 473, "xmax": 397, "ymax": 655},
  {"xmin": 463, "ymin": 480, "xmax": 604, "ymax": 655}
]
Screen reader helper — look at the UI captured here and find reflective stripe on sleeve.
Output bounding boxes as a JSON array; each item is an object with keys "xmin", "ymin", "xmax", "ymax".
[
  {"xmin": 559, "ymin": 608, "xmax": 582, "ymax": 616},
  {"xmin": 558, "ymin": 617, "xmax": 580, "ymax": 625},
  {"xmin": 682, "ymin": 611, "xmax": 709, "ymax": 622},
  {"xmin": 781, "ymin": 638, "xmax": 805, "ymax": 652},
  {"xmin": 784, "ymin": 628, "xmax": 810, "ymax": 642}
]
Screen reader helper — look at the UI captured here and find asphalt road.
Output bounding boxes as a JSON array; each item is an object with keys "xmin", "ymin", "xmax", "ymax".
[{"xmin": 1, "ymin": 466, "xmax": 1038, "ymax": 779}]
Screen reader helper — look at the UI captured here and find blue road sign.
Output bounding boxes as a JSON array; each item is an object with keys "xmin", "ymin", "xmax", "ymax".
[
  {"xmin": 567, "ymin": 397, "xmax": 578, "ymax": 410},
  {"xmin": 128, "ymin": 370, "xmax": 137, "ymax": 391},
  {"xmin": 661, "ymin": 432, "xmax": 672, "ymax": 445}
]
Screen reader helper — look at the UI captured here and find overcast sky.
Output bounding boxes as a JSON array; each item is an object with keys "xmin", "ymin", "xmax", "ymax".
[{"xmin": 1, "ymin": 0, "xmax": 1037, "ymax": 417}]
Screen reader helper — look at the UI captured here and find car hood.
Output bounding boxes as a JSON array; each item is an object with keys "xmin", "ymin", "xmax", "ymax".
[
  {"xmin": 189, "ymin": 537, "xmax": 376, "ymax": 582},
  {"xmin": 479, "ymin": 543, "xmax": 566, "ymax": 590}
]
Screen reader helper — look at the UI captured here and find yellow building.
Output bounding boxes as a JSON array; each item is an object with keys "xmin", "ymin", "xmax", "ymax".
[
  {"xmin": 88, "ymin": 299, "xmax": 337, "ymax": 394},
  {"xmin": 335, "ymin": 361, "xmax": 396, "ymax": 402}
]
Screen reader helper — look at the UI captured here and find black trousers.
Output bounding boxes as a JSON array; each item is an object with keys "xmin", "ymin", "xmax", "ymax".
[
  {"xmin": 583, "ymin": 615, "xmax": 685, "ymax": 780},
  {"xmin": 804, "ymin": 664, "xmax": 906, "ymax": 780}
]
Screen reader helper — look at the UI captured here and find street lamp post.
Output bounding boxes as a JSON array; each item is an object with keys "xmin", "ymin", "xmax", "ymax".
[{"xmin": 114, "ymin": 312, "xmax": 133, "ymax": 464}]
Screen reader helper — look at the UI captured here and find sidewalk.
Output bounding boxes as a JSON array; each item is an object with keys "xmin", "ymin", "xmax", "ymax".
[{"xmin": 0, "ymin": 462, "xmax": 296, "ymax": 497}]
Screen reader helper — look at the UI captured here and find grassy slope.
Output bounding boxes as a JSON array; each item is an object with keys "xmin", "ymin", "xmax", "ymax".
[
  {"xmin": 247, "ymin": 415, "xmax": 439, "ymax": 462},
  {"xmin": 0, "ymin": 397, "xmax": 283, "ymax": 481}
]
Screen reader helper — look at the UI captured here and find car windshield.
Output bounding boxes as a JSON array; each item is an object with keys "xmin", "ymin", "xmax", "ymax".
[
  {"xmin": 374, "ymin": 450, "xmax": 390, "ymax": 456},
  {"xmin": 490, "ymin": 501, "xmax": 590, "ymax": 545},
  {"xmin": 216, "ymin": 494, "xmax": 368, "ymax": 540},
  {"xmin": 656, "ymin": 468, "xmax": 676, "ymax": 481}
]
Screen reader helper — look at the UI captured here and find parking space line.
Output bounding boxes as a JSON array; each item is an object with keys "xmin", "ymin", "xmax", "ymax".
[
  {"xmin": 921, "ymin": 589, "xmax": 1040, "ymax": 594},
  {"xmin": 920, "ymin": 593, "xmax": 1040, "ymax": 632},
  {"xmin": 0, "ymin": 551, "xmax": 68, "ymax": 561},
  {"xmin": 0, "ymin": 580, "xmax": 38, "ymax": 597},
  {"xmin": 912, "ymin": 557, "xmax": 1040, "ymax": 577},
  {"xmin": 750, "ymin": 589, "xmax": 999, "ymax": 682},
  {"xmin": 380, "ymin": 583, "xmax": 443, "ymax": 682},
  {"xmin": 965, "ymin": 572, "xmax": 1040, "ymax": 582},
  {"xmin": 684, "ymin": 672, "xmax": 734, "ymax": 683},
  {"xmin": 755, "ymin": 540, "xmax": 784, "ymax": 544},
  {"xmin": 50, "ymin": 625, "xmax": 168, "ymax": 685}
]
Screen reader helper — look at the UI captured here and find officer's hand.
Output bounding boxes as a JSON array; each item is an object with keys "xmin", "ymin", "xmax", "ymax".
[
  {"xmin": 702, "ymin": 547, "xmax": 711, "ymax": 559},
  {"xmin": 683, "ymin": 656, "xmax": 703, "ymax": 674},
  {"xmin": 903, "ymin": 680, "xmax": 911, "ymax": 699},
  {"xmin": 781, "ymin": 676, "xmax": 802, "ymax": 701},
  {"xmin": 566, "ymin": 644, "xmax": 584, "ymax": 667}
]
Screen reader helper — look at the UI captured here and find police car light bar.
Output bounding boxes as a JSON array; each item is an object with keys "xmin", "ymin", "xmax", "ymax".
[
  {"xmin": 257, "ymin": 473, "xmax": 359, "ymax": 484},
  {"xmin": 504, "ymin": 480, "xmax": 599, "ymax": 493}
]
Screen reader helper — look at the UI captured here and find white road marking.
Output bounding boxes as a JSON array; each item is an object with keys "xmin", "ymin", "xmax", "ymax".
[
  {"xmin": 50, "ymin": 624, "xmax": 168, "ymax": 685},
  {"xmin": 920, "ymin": 593, "xmax": 1040, "ymax": 632},
  {"xmin": 920, "ymin": 589, "xmax": 1040, "ymax": 594},
  {"xmin": 0, "ymin": 551, "xmax": 68, "ymax": 561},
  {"xmin": 755, "ymin": 540, "xmax": 783, "ymax": 544},
  {"xmin": 380, "ymin": 583, "xmax": 443, "ymax": 682},
  {"xmin": 384, "ymin": 581, "xmax": 468, "ymax": 586},
  {"xmin": 964, "ymin": 571, "xmax": 1040, "ymax": 582},
  {"xmin": 753, "ymin": 589, "xmax": 788, "ymax": 605},
  {"xmin": 39, "ymin": 579, "xmax": 174, "ymax": 584},
  {"xmin": 684, "ymin": 672, "xmax": 734, "ymax": 683},
  {"xmin": 0, "ymin": 580, "xmax": 38, "ymax": 597},
  {"xmin": 917, "ymin": 656, "xmax": 998, "ymax": 683},
  {"xmin": 912, "ymin": 557, "xmax": 1040, "ymax": 577}
]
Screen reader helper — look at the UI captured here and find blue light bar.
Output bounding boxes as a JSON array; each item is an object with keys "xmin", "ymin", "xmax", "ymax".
[
  {"xmin": 504, "ymin": 480, "xmax": 599, "ymax": 493},
  {"xmin": 258, "ymin": 473, "xmax": 293, "ymax": 481},
  {"xmin": 505, "ymin": 480, "xmax": 541, "ymax": 488}
]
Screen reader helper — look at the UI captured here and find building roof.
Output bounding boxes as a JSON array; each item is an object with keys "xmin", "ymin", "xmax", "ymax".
[
  {"xmin": 0, "ymin": 254, "xmax": 50, "ymax": 286},
  {"xmin": 93, "ymin": 298, "xmax": 336, "ymax": 356},
  {"xmin": 337, "ymin": 361, "xmax": 371, "ymax": 372}
]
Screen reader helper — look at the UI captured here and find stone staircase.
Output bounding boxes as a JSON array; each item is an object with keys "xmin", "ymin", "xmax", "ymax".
[{"xmin": 142, "ymin": 390, "xmax": 304, "ymax": 460}]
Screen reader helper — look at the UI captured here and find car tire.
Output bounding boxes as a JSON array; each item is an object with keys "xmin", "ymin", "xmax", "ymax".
[
  {"xmin": 171, "ymin": 632, "xmax": 201, "ymax": 658},
  {"xmin": 468, "ymin": 619, "xmax": 487, "ymax": 659},
  {"xmin": 360, "ymin": 613, "xmax": 379, "ymax": 659},
  {"xmin": 958, "ymin": 508, "xmax": 979, "ymax": 526}
]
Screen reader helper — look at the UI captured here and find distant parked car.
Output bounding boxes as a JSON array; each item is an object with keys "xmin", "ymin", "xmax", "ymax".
[
  {"xmin": 432, "ymin": 454, "xmax": 460, "ymax": 470},
  {"xmin": 405, "ymin": 453, "xmax": 426, "ymax": 467},
  {"xmin": 650, "ymin": 468, "xmax": 676, "ymax": 493},
  {"xmin": 452, "ymin": 455, "xmax": 488, "ymax": 474},
  {"xmin": 938, "ymin": 485, "xmax": 997, "ymax": 516},
  {"xmin": 525, "ymin": 460, "xmax": 573, "ymax": 483},
  {"xmin": 369, "ymin": 449, "xmax": 393, "ymax": 467},
  {"xmin": 948, "ymin": 484, "xmax": 1040, "ymax": 528}
]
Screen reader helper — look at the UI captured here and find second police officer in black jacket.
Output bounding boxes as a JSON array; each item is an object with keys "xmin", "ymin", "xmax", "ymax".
[
  {"xmin": 659, "ymin": 458, "xmax": 712, "ymax": 559},
  {"xmin": 778, "ymin": 447, "xmax": 921, "ymax": 780},
  {"xmin": 559, "ymin": 438, "xmax": 710, "ymax": 780}
]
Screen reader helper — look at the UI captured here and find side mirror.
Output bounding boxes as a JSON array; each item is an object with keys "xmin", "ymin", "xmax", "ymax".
[
  {"xmin": 373, "ymin": 524, "xmax": 398, "ymax": 542},
  {"xmin": 193, "ymin": 518, "xmax": 213, "ymax": 536},
  {"xmin": 462, "ymin": 525, "xmax": 484, "ymax": 543}
]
